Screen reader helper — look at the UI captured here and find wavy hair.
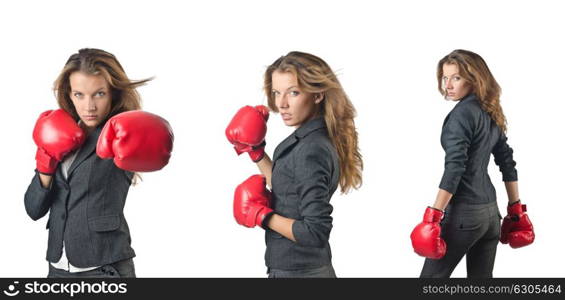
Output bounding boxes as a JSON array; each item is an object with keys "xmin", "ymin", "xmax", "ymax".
[
  {"xmin": 264, "ymin": 51, "xmax": 363, "ymax": 193},
  {"xmin": 437, "ymin": 49, "xmax": 507, "ymax": 132},
  {"xmin": 54, "ymin": 48, "xmax": 151, "ymax": 122}
]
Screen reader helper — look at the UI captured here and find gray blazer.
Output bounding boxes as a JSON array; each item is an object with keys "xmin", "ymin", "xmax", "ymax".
[
  {"xmin": 265, "ymin": 117, "xmax": 339, "ymax": 270},
  {"xmin": 24, "ymin": 126, "xmax": 136, "ymax": 268},
  {"xmin": 439, "ymin": 93, "xmax": 518, "ymax": 204}
]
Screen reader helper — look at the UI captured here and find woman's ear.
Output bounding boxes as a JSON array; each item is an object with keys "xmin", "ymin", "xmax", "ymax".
[{"xmin": 314, "ymin": 93, "xmax": 324, "ymax": 104}]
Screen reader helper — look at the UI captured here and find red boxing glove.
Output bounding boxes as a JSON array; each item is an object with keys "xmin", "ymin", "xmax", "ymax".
[
  {"xmin": 97, "ymin": 111, "xmax": 174, "ymax": 172},
  {"xmin": 233, "ymin": 174, "xmax": 274, "ymax": 228},
  {"xmin": 225, "ymin": 105, "xmax": 269, "ymax": 162},
  {"xmin": 33, "ymin": 109, "xmax": 85, "ymax": 175},
  {"xmin": 500, "ymin": 200, "xmax": 535, "ymax": 248},
  {"xmin": 410, "ymin": 207, "xmax": 447, "ymax": 259}
]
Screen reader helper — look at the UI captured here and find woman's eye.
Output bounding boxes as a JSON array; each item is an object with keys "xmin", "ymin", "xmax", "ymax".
[
  {"xmin": 73, "ymin": 93, "xmax": 82, "ymax": 98},
  {"xmin": 96, "ymin": 91, "xmax": 106, "ymax": 97},
  {"xmin": 454, "ymin": 76, "xmax": 461, "ymax": 81},
  {"xmin": 289, "ymin": 91, "xmax": 299, "ymax": 96}
]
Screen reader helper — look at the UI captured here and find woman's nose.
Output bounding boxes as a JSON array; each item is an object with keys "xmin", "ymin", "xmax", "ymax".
[
  {"xmin": 277, "ymin": 94, "xmax": 289, "ymax": 109},
  {"xmin": 87, "ymin": 98, "xmax": 96, "ymax": 111}
]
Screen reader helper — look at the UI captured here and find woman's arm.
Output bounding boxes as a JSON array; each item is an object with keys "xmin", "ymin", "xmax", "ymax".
[
  {"xmin": 432, "ymin": 188, "xmax": 453, "ymax": 211},
  {"xmin": 436, "ymin": 107, "xmax": 475, "ymax": 210},
  {"xmin": 257, "ymin": 153, "xmax": 288, "ymax": 236},
  {"xmin": 255, "ymin": 155, "xmax": 273, "ymax": 189},
  {"xmin": 492, "ymin": 133, "xmax": 519, "ymax": 205},
  {"xmin": 39, "ymin": 173, "xmax": 53, "ymax": 189},
  {"xmin": 438, "ymin": 109, "xmax": 473, "ymax": 197},
  {"xmin": 24, "ymin": 172, "xmax": 54, "ymax": 221},
  {"xmin": 504, "ymin": 181, "xmax": 520, "ymax": 204},
  {"xmin": 266, "ymin": 214, "xmax": 296, "ymax": 242},
  {"xmin": 492, "ymin": 134, "xmax": 518, "ymax": 183}
]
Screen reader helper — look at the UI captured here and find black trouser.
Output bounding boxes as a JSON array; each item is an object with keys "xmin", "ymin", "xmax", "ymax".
[
  {"xmin": 420, "ymin": 201, "xmax": 501, "ymax": 278},
  {"xmin": 47, "ymin": 258, "xmax": 136, "ymax": 278},
  {"xmin": 268, "ymin": 264, "xmax": 336, "ymax": 278}
]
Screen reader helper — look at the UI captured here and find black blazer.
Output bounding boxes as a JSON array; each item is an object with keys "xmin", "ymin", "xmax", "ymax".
[
  {"xmin": 439, "ymin": 93, "xmax": 518, "ymax": 204},
  {"xmin": 265, "ymin": 117, "xmax": 339, "ymax": 270},
  {"xmin": 24, "ymin": 126, "xmax": 136, "ymax": 268}
]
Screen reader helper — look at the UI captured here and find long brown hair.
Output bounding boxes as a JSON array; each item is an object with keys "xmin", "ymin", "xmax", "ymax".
[
  {"xmin": 437, "ymin": 49, "xmax": 507, "ymax": 132},
  {"xmin": 264, "ymin": 51, "xmax": 363, "ymax": 193},
  {"xmin": 54, "ymin": 48, "xmax": 151, "ymax": 122}
]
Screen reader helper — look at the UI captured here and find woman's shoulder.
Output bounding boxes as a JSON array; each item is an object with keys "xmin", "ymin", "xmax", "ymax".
[
  {"xmin": 294, "ymin": 131, "xmax": 336, "ymax": 160},
  {"xmin": 448, "ymin": 96, "xmax": 482, "ymax": 123}
]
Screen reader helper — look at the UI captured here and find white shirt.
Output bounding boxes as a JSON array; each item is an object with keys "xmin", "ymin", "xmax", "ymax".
[{"xmin": 49, "ymin": 147, "xmax": 100, "ymax": 273}]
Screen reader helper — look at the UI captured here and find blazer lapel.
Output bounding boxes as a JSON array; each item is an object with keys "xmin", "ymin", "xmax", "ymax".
[
  {"xmin": 272, "ymin": 134, "xmax": 298, "ymax": 163},
  {"xmin": 272, "ymin": 117, "xmax": 327, "ymax": 163},
  {"xmin": 294, "ymin": 117, "xmax": 326, "ymax": 139},
  {"xmin": 67, "ymin": 126, "xmax": 102, "ymax": 178}
]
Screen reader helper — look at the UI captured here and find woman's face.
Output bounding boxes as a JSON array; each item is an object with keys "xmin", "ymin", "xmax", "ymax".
[
  {"xmin": 69, "ymin": 71, "xmax": 112, "ymax": 130},
  {"xmin": 441, "ymin": 63, "xmax": 472, "ymax": 101},
  {"xmin": 272, "ymin": 70, "xmax": 321, "ymax": 128}
]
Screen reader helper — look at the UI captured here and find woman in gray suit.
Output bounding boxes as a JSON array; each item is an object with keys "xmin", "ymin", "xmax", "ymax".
[
  {"xmin": 24, "ymin": 48, "xmax": 152, "ymax": 278},
  {"xmin": 410, "ymin": 49, "xmax": 535, "ymax": 277},
  {"xmin": 229, "ymin": 51, "xmax": 363, "ymax": 278}
]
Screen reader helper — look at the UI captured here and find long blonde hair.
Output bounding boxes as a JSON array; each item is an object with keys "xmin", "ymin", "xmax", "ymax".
[
  {"xmin": 437, "ymin": 49, "xmax": 507, "ymax": 132},
  {"xmin": 264, "ymin": 51, "xmax": 363, "ymax": 193}
]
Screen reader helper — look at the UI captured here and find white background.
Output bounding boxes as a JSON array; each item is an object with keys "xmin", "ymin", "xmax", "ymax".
[{"xmin": 0, "ymin": 0, "xmax": 563, "ymax": 277}]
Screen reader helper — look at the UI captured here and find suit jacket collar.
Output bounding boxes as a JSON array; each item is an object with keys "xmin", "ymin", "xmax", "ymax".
[
  {"xmin": 272, "ymin": 117, "xmax": 327, "ymax": 162},
  {"xmin": 294, "ymin": 117, "xmax": 327, "ymax": 138},
  {"xmin": 456, "ymin": 93, "xmax": 477, "ymax": 105},
  {"xmin": 67, "ymin": 126, "xmax": 103, "ymax": 178}
]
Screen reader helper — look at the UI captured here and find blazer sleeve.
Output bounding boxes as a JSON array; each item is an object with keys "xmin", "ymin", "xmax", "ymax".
[
  {"xmin": 492, "ymin": 133, "xmax": 518, "ymax": 182},
  {"xmin": 291, "ymin": 142, "xmax": 334, "ymax": 248},
  {"xmin": 439, "ymin": 108, "xmax": 475, "ymax": 194},
  {"xmin": 24, "ymin": 171, "xmax": 53, "ymax": 221}
]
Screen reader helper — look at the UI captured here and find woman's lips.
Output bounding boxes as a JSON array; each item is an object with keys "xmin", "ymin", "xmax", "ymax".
[
  {"xmin": 84, "ymin": 115, "xmax": 98, "ymax": 120},
  {"xmin": 281, "ymin": 113, "xmax": 291, "ymax": 121}
]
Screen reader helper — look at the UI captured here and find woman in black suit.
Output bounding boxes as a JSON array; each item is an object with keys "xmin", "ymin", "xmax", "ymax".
[
  {"xmin": 228, "ymin": 51, "xmax": 363, "ymax": 278},
  {"xmin": 24, "ymin": 48, "xmax": 152, "ymax": 278},
  {"xmin": 410, "ymin": 49, "xmax": 535, "ymax": 278}
]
